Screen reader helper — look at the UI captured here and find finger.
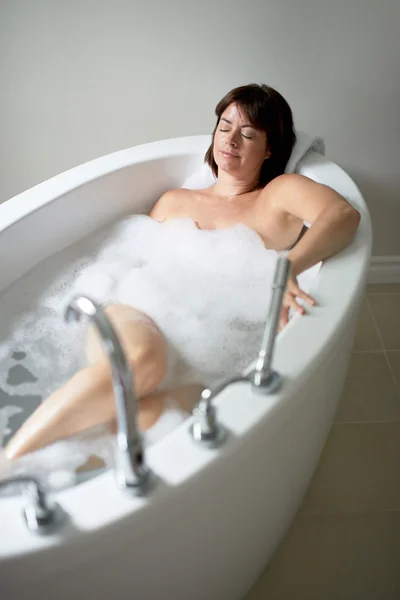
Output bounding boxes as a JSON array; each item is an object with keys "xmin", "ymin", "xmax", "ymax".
[
  {"xmin": 279, "ymin": 307, "xmax": 290, "ymax": 331},
  {"xmin": 290, "ymin": 287, "xmax": 316, "ymax": 306},
  {"xmin": 286, "ymin": 296, "xmax": 306, "ymax": 314},
  {"xmin": 297, "ymin": 290, "xmax": 316, "ymax": 306}
]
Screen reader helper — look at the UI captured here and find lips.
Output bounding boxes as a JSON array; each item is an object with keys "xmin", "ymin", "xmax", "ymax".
[{"xmin": 220, "ymin": 150, "xmax": 239, "ymax": 158}]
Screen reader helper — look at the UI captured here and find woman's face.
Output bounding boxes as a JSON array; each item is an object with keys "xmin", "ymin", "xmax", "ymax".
[{"xmin": 213, "ymin": 103, "xmax": 269, "ymax": 179}]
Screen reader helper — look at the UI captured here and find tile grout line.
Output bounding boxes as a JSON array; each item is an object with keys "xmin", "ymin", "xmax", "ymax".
[
  {"xmin": 367, "ymin": 292, "xmax": 400, "ymax": 296},
  {"xmin": 299, "ymin": 507, "xmax": 400, "ymax": 517},
  {"xmin": 365, "ymin": 295, "xmax": 400, "ymax": 399},
  {"xmin": 334, "ymin": 418, "xmax": 400, "ymax": 425},
  {"xmin": 352, "ymin": 349, "xmax": 385, "ymax": 355}
]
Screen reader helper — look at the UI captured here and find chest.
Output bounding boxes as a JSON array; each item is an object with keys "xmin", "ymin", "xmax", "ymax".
[{"xmin": 175, "ymin": 195, "xmax": 296, "ymax": 250}]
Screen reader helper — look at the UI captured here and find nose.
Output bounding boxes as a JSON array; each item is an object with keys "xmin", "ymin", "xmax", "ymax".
[{"xmin": 226, "ymin": 129, "xmax": 239, "ymax": 147}]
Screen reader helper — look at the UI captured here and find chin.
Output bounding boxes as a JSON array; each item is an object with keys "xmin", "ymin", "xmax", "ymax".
[{"xmin": 215, "ymin": 157, "xmax": 240, "ymax": 173}]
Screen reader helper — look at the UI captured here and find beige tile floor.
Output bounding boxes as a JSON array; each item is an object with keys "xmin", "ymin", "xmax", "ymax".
[{"xmin": 245, "ymin": 284, "xmax": 400, "ymax": 600}]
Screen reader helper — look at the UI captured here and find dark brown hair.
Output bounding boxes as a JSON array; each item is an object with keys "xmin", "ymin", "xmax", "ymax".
[{"xmin": 205, "ymin": 83, "xmax": 296, "ymax": 189}]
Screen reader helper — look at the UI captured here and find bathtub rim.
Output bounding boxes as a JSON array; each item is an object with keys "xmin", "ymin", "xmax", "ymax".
[{"xmin": 0, "ymin": 136, "xmax": 213, "ymax": 235}]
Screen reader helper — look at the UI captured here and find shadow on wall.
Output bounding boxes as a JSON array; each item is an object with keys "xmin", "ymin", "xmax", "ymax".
[{"xmin": 346, "ymin": 170, "xmax": 400, "ymax": 257}]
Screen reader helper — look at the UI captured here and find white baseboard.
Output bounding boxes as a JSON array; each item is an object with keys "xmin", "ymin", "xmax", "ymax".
[{"xmin": 368, "ymin": 256, "xmax": 400, "ymax": 284}]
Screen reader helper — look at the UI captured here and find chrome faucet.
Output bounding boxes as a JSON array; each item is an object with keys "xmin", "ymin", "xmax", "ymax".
[
  {"xmin": 0, "ymin": 475, "xmax": 63, "ymax": 533},
  {"xmin": 65, "ymin": 296, "xmax": 153, "ymax": 495},
  {"xmin": 249, "ymin": 252, "xmax": 291, "ymax": 393},
  {"xmin": 190, "ymin": 375, "xmax": 247, "ymax": 448},
  {"xmin": 190, "ymin": 254, "xmax": 291, "ymax": 447}
]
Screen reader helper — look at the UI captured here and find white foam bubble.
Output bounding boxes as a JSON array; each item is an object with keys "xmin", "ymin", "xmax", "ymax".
[{"xmin": 0, "ymin": 216, "xmax": 321, "ymax": 401}]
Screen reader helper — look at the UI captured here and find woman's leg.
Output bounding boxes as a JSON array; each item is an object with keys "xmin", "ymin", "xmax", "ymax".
[{"xmin": 5, "ymin": 305, "xmax": 169, "ymax": 459}]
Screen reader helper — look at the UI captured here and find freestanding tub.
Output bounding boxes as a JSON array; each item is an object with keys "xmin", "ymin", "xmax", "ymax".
[{"xmin": 0, "ymin": 135, "xmax": 372, "ymax": 599}]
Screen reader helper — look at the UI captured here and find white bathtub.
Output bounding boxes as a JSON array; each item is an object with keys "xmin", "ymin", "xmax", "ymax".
[{"xmin": 0, "ymin": 135, "xmax": 372, "ymax": 599}]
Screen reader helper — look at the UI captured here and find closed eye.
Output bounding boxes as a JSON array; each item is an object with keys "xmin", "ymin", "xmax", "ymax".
[{"xmin": 219, "ymin": 128, "xmax": 253, "ymax": 140}]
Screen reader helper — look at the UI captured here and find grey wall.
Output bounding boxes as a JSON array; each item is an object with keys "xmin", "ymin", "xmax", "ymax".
[{"xmin": 1, "ymin": 0, "xmax": 399, "ymax": 256}]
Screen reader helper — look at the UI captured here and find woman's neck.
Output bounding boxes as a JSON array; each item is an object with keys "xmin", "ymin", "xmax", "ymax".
[{"xmin": 211, "ymin": 170, "xmax": 260, "ymax": 199}]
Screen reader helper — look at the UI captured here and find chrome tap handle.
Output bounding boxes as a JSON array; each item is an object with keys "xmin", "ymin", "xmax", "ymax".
[
  {"xmin": 190, "ymin": 375, "xmax": 246, "ymax": 448},
  {"xmin": 0, "ymin": 475, "xmax": 63, "ymax": 534},
  {"xmin": 65, "ymin": 296, "xmax": 152, "ymax": 495}
]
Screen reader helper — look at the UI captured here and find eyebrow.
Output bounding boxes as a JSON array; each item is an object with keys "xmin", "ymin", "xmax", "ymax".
[{"xmin": 220, "ymin": 117, "xmax": 255, "ymax": 129}]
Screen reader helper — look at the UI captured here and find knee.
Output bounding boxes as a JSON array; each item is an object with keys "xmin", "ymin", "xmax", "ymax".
[
  {"xmin": 84, "ymin": 304, "xmax": 168, "ymax": 396},
  {"xmin": 127, "ymin": 343, "xmax": 168, "ymax": 397}
]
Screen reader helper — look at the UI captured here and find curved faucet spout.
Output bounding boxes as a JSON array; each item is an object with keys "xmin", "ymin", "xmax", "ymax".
[{"xmin": 65, "ymin": 296, "xmax": 152, "ymax": 494}]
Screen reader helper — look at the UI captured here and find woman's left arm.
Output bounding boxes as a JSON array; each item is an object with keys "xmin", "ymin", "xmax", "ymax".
[
  {"xmin": 268, "ymin": 174, "xmax": 361, "ymax": 329},
  {"xmin": 273, "ymin": 174, "xmax": 361, "ymax": 276}
]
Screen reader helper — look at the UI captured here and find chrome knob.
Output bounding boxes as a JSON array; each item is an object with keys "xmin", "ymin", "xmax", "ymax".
[{"xmin": 0, "ymin": 475, "xmax": 64, "ymax": 534}]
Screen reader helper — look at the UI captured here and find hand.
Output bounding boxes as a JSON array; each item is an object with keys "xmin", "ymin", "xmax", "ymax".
[{"xmin": 279, "ymin": 272, "xmax": 316, "ymax": 331}]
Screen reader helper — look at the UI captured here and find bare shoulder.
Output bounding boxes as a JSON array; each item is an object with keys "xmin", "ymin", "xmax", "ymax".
[
  {"xmin": 263, "ymin": 172, "xmax": 322, "ymax": 204},
  {"xmin": 263, "ymin": 173, "xmax": 319, "ymax": 197},
  {"xmin": 148, "ymin": 188, "xmax": 190, "ymax": 221},
  {"xmin": 262, "ymin": 173, "xmax": 359, "ymax": 225}
]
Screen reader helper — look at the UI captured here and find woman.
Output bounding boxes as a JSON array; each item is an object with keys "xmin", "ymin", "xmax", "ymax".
[
  {"xmin": 151, "ymin": 83, "xmax": 360, "ymax": 326},
  {"xmin": 5, "ymin": 84, "xmax": 360, "ymax": 459}
]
